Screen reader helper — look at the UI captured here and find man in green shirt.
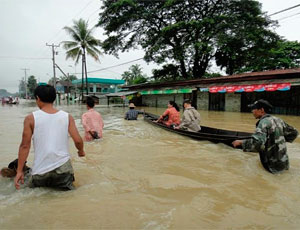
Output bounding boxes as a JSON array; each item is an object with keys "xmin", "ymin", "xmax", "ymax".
[{"xmin": 232, "ymin": 99, "xmax": 298, "ymax": 174}]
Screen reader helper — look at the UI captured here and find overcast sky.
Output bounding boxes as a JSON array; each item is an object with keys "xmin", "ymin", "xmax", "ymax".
[{"xmin": 1, "ymin": 0, "xmax": 300, "ymax": 93}]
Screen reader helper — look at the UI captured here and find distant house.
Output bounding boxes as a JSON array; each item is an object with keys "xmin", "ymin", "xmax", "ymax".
[{"xmin": 71, "ymin": 78, "xmax": 125, "ymax": 95}]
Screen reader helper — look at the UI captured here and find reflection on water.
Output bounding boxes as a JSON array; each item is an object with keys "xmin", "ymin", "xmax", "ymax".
[{"xmin": 1, "ymin": 100, "xmax": 300, "ymax": 229}]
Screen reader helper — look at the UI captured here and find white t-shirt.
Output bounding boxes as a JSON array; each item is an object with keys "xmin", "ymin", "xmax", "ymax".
[{"xmin": 31, "ymin": 110, "xmax": 70, "ymax": 175}]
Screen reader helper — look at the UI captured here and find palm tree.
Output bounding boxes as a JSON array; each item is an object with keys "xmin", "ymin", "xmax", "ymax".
[{"xmin": 62, "ymin": 18, "xmax": 101, "ymax": 99}]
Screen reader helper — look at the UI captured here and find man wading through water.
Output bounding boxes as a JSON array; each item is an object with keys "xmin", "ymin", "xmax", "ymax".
[
  {"xmin": 14, "ymin": 85, "xmax": 85, "ymax": 190},
  {"xmin": 232, "ymin": 99, "xmax": 298, "ymax": 174},
  {"xmin": 82, "ymin": 96, "xmax": 104, "ymax": 141}
]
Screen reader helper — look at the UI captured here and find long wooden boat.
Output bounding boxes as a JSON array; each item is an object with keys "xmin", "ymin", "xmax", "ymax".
[{"xmin": 144, "ymin": 112, "xmax": 252, "ymax": 146}]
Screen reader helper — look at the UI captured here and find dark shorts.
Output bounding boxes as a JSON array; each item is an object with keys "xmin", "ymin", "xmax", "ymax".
[{"xmin": 29, "ymin": 160, "xmax": 75, "ymax": 190}]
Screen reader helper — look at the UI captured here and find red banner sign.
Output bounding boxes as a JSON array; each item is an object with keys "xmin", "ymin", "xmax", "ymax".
[{"xmin": 208, "ymin": 83, "xmax": 291, "ymax": 93}]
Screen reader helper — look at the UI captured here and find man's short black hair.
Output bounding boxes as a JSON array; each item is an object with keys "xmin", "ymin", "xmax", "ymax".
[
  {"xmin": 86, "ymin": 97, "xmax": 95, "ymax": 108},
  {"xmin": 34, "ymin": 85, "xmax": 56, "ymax": 103}
]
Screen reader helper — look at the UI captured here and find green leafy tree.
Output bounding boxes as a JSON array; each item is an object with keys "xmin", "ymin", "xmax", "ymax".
[
  {"xmin": 48, "ymin": 75, "xmax": 78, "ymax": 85},
  {"xmin": 121, "ymin": 64, "xmax": 148, "ymax": 85},
  {"xmin": 98, "ymin": 0, "xmax": 278, "ymax": 80},
  {"xmin": 242, "ymin": 40, "xmax": 300, "ymax": 72},
  {"xmin": 152, "ymin": 64, "xmax": 180, "ymax": 82},
  {"xmin": 62, "ymin": 19, "xmax": 102, "ymax": 97},
  {"xmin": 27, "ymin": 75, "xmax": 37, "ymax": 96},
  {"xmin": 18, "ymin": 78, "xmax": 26, "ymax": 98},
  {"xmin": 59, "ymin": 75, "xmax": 78, "ymax": 82},
  {"xmin": 214, "ymin": 0, "xmax": 279, "ymax": 75}
]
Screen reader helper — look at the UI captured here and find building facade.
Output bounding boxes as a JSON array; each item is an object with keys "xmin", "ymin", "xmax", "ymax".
[
  {"xmin": 72, "ymin": 78, "xmax": 125, "ymax": 95},
  {"xmin": 123, "ymin": 68, "xmax": 300, "ymax": 116}
]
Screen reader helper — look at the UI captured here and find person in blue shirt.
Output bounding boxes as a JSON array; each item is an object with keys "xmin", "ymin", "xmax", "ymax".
[{"xmin": 124, "ymin": 103, "xmax": 144, "ymax": 120}]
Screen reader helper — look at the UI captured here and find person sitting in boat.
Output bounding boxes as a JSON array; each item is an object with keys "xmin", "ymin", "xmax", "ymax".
[
  {"xmin": 155, "ymin": 101, "xmax": 180, "ymax": 127},
  {"xmin": 175, "ymin": 99, "xmax": 201, "ymax": 132},
  {"xmin": 124, "ymin": 103, "xmax": 144, "ymax": 120}
]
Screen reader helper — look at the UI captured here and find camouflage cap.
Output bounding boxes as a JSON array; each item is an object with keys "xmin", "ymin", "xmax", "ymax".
[{"xmin": 248, "ymin": 99, "xmax": 273, "ymax": 110}]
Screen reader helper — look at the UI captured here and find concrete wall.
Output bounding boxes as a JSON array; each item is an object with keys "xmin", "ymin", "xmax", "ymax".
[
  {"xmin": 225, "ymin": 93, "xmax": 241, "ymax": 112},
  {"xmin": 141, "ymin": 92, "xmax": 243, "ymax": 112},
  {"xmin": 99, "ymin": 97, "xmax": 107, "ymax": 105},
  {"xmin": 174, "ymin": 94, "xmax": 184, "ymax": 106},
  {"xmin": 142, "ymin": 94, "xmax": 185, "ymax": 107},
  {"xmin": 142, "ymin": 95, "xmax": 157, "ymax": 107},
  {"xmin": 141, "ymin": 92, "xmax": 242, "ymax": 112},
  {"xmin": 157, "ymin": 94, "xmax": 176, "ymax": 107},
  {"xmin": 197, "ymin": 92, "xmax": 209, "ymax": 110}
]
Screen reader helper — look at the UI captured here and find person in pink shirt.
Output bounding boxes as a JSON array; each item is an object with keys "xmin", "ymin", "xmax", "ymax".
[
  {"xmin": 82, "ymin": 97, "xmax": 104, "ymax": 141},
  {"xmin": 156, "ymin": 101, "xmax": 180, "ymax": 127}
]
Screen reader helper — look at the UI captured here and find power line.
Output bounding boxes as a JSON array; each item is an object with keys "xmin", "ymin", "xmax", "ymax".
[
  {"xmin": 87, "ymin": 58, "xmax": 144, "ymax": 74},
  {"xmin": 0, "ymin": 56, "xmax": 50, "ymax": 60},
  {"xmin": 277, "ymin": 11, "xmax": 300, "ymax": 21},
  {"xmin": 46, "ymin": 0, "xmax": 96, "ymax": 44},
  {"xmin": 29, "ymin": 0, "xmax": 98, "ymax": 65},
  {"xmin": 269, "ymin": 4, "xmax": 300, "ymax": 16}
]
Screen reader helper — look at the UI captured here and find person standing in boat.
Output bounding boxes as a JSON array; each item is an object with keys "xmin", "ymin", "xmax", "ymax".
[
  {"xmin": 175, "ymin": 99, "xmax": 201, "ymax": 132},
  {"xmin": 124, "ymin": 103, "xmax": 144, "ymax": 120},
  {"xmin": 155, "ymin": 101, "xmax": 180, "ymax": 127},
  {"xmin": 82, "ymin": 97, "xmax": 104, "ymax": 141},
  {"xmin": 232, "ymin": 99, "xmax": 298, "ymax": 174},
  {"xmin": 14, "ymin": 85, "xmax": 85, "ymax": 190}
]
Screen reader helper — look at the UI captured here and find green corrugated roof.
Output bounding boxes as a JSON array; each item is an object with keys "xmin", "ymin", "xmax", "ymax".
[{"xmin": 72, "ymin": 78, "xmax": 125, "ymax": 85}]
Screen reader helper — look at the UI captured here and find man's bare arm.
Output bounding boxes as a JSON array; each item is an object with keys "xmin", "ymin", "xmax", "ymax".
[
  {"xmin": 68, "ymin": 114, "xmax": 85, "ymax": 157},
  {"xmin": 14, "ymin": 114, "xmax": 34, "ymax": 189}
]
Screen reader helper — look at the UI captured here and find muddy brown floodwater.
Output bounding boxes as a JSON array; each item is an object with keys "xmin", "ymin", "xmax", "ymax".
[{"xmin": 1, "ymin": 100, "xmax": 300, "ymax": 229}]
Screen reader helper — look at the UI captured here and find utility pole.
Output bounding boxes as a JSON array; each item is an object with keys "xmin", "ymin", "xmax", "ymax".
[
  {"xmin": 46, "ymin": 43, "xmax": 59, "ymax": 90},
  {"xmin": 21, "ymin": 68, "xmax": 29, "ymax": 99}
]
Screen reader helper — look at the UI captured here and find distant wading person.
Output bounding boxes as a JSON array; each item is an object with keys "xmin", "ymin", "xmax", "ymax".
[
  {"xmin": 175, "ymin": 99, "xmax": 201, "ymax": 132},
  {"xmin": 14, "ymin": 85, "xmax": 85, "ymax": 190},
  {"xmin": 156, "ymin": 101, "xmax": 180, "ymax": 127},
  {"xmin": 124, "ymin": 103, "xmax": 144, "ymax": 120},
  {"xmin": 232, "ymin": 99, "xmax": 298, "ymax": 174},
  {"xmin": 82, "ymin": 97, "xmax": 104, "ymax": 141}
]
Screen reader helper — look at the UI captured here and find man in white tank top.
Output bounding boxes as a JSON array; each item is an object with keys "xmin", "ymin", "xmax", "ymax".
[{"xmin": 14, "ymin": 85, "xmax": 85, "ymax": 190}]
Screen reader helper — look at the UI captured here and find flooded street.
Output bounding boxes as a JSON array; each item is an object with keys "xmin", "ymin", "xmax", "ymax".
[{"xmin": 1, "ymin": 101, "xmax": 300, "ymax": 229}]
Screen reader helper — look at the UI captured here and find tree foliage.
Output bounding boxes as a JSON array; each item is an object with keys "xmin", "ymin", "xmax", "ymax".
[
  {"xmin": 98, "ymin": 0, "xmax": 279, "ymax": 80},
  {"xmin": 121, "ymin": 64, "xmax": 148, "ymax": 85},
  {"xmin": 27, "ymin": 75, "xmax": 37, "ymax": 96},
  {"xmin": 241, "ymin": 40, "xmax": 300, "ymax": 72},
  {"xmin": 48, "ymin": 75, "xmax": 78, "ymax": 85},
  {"xmin": 214, "ymin": 0, "xmax": 279, "ymax": 75},
  {"xmin": 152, "ymin": 64, "xmax": 181, "ymax": 82},
  {"xmin": 60, "ymin": 74, "xmax": 78, "ymax": 82},
  {"xmin": 62, "ymin": 19, "xmax": 102, "ymax": 95},
  {"xmin": 18, "ymin": 78, "xmax": 26, "ymax": 97}
]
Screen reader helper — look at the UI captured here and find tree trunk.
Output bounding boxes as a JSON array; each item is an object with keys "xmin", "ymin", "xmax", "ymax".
[
  {"xmin": 179, "ymin": 59, "xmax": 188, "ymax": 79},
  {"xmin": 192, "ymin": 48, "xmax": 200, "ymax": 78},
  {"xmin": 83, "ymin": 49, "xmax": 89, "ymax": 96},
  {"xmin": 81, "ymin": 54, "xmax": 84, "ymax": 102}
]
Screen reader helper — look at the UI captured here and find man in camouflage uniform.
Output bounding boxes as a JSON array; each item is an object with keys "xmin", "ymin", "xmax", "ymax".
[{"xmin": 232, "ymin": 99, "xmax": 298, "ymax": 174}]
